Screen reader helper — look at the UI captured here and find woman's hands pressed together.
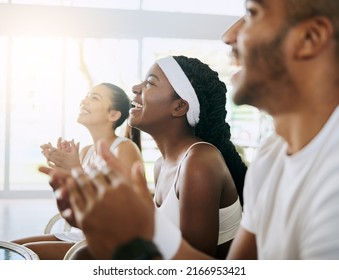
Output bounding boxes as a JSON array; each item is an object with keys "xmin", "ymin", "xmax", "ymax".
[
  {"xmin": 40, "ymin": 140, "xmax": 155, "ymax": 259},
  {"xmin": 40, "ymin": 137, "xmax": 81, "ymax": 171}
]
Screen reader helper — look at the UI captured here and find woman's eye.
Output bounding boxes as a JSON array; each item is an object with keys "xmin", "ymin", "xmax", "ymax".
[
  {"xmin": 146, "ymin": 80, "xmax": 154, "ymax": 86},
  {"xmin": 245, "ymin": 7, "xmax": 258, "ymax": 18}
]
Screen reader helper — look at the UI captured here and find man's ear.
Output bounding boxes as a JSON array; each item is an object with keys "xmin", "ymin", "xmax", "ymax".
[
  {"xmin": 292, "ymin": 16, "xmax": 334, "ymax": 59},
  {"xmin": 108, "ymin": 110, "xmax": 122, "ymax": 122},
  {"xmin": 172, "ymin": 99, "xmax": 189, "ymax": 118}
]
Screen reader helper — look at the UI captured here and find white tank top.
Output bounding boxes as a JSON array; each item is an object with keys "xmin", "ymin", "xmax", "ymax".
[
  {"xmin": 81, "ymin": 137, "xmax": 129, "ymax": 167},
  {"xmin": 54, "ymin": 137, "xmax": 129, "ymax": 243},
  {"xmin": 155, "ymin": 142, "xmax": 242, "ymax": 245}
]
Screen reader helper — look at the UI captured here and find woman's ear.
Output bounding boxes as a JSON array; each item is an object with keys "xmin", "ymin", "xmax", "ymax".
[
  {"xmin": 108, "ymin": 110, "xmax": 122, "ymax": 122},
  {"xmin": 292, "ymin": 16, "xmax": 334, "ymax": 60},
  {"xmin": 172, "ymin": 99, "xmax": 189, "ymax": 118}
]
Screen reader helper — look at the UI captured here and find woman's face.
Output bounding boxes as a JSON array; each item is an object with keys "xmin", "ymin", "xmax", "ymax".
[
  {"xmin": 129, "ymin": 63, "xmax": 178, "ymax": 132},
  {"xmin": 77, "ymin": 84, "xmax": 116, "ymax": 128}
]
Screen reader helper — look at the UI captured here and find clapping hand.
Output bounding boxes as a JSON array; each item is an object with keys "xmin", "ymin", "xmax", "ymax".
[
  {"xmin": 40, "ymin": 137, "xmax": 81, "ymax": 171},
  {"xmin": 67, "ymin": 140, "xmax": 154, "ymax": 259},
  {"xmin": 39, "ymin": 140, "xmax": 155, "ymax": 259}
]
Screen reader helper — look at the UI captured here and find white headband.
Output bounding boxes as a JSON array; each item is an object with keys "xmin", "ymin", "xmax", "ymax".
[{"xmin": 156, "ymin": 56, "xmax": 200, "ymax": 127}]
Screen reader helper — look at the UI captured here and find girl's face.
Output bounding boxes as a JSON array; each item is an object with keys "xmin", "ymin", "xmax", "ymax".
[
  {"xmin": 129, "ymin": 63, "xmax": 178, "ymax": 132},
  {"xmin": 77, "ymin": 84, "xmax": 118, "ymax": 128}
]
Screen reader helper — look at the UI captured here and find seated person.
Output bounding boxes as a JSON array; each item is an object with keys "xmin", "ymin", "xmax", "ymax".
[
  {"xmin": 13, "ymin": 83, "xmax": 142, "ymax": 260},
  {"xmin": 40, "ymin": 55, "xmax": 247, "ymax": 259},
  {"xmin": 41, "ymin": 1, "xmax": 339, "ymax": 259}
]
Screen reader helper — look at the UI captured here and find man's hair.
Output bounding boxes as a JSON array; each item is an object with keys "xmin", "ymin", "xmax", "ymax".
[{"xmin": 285, "ymin": 0, "xmax": 339, "ymax": 40}]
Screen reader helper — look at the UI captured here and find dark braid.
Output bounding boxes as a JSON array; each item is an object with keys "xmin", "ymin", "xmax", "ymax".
[{"xmin": 173, "ymin": 56, "xmax": 247, "ymax": 205}]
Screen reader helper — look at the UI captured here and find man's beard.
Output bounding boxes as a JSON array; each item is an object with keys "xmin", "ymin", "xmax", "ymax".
[{"xmin": 233, "ymin": 26, "xmax": 295, "ymax": 111}]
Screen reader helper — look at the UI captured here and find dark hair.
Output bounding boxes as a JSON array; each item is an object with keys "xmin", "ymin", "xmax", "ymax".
[
  {"xmin": 284, "ymin": 0, "xmax": 339, "ymax": 54},
  {"xmin": 124, "ymin": 125, "xmax": 142, "ymax": 152},
  {"xmin": 100, "ymin": 83, "xmax": 141, "ymax": 150},
  {"xmin": 101, "ymin": 83, "xmax": 130, "ymax": 129},
  {"xmin": 173, "ymin": 56, "xmax": 247, "ymax": 205}
]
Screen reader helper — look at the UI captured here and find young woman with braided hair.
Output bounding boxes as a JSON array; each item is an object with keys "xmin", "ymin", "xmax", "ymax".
[
  {"xmin": 175, "ymin": 56, "xmax": 247, "ymax": 204},
  {"xmin": 43, "ymin": 0, "xmax": 339, "ymax": 259},
  {"xmin": 41, "ymin": 55, "xmax": 247, "ymax": 260},
  {"xmin": 128, "ymin": 55, "xmax": 247, "ymax": 259}
]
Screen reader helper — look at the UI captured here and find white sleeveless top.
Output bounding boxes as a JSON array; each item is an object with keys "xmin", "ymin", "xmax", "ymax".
[
  {"xmin": 155, "ymin": 142, "xmax": 242, "ymax": 245},
  {"xmin": 81, "ymin": 136, "xmax": 129, "ymax": 167},
  {"xmin": 54, "ymin": 137, "xmax": 129, "ymax": 243}
]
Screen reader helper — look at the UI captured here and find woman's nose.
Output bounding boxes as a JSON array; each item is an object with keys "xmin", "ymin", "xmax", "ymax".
[
  {"xmin": 132, "ymin": 83, "xmax": 142, "ymax": 95},
  {"xmin": 80, "ymin": 96, "xmax": 88, "ymax": 105}
]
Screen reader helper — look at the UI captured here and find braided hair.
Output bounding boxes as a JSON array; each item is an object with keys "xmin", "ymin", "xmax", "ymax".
[{"xmin": 173, "ymin": 56, "xmax": 247, "ymax": 205}]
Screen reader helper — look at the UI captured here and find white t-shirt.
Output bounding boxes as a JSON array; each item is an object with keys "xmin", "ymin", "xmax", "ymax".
[{"xmin": 241, "ymin": 106, "xmax": 339, "ymax": 259}]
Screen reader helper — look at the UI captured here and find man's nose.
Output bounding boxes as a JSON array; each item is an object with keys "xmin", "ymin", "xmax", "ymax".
[{"xmin": 222, "ymin": 17, "xmax": 244, "ymax": 45}]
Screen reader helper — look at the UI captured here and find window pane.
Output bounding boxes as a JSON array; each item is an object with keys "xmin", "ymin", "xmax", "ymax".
[
  {"xmin": 142, "ymin": 0, "xmax": 245, "ymax": 16},
  {"xmin": 143, "ymin": 38, "xmax": 232, "ymax": 82},
  {"xmin": 12, "ymin": 0, "xmax": 140, "ymax": 9},
  {"xmin": 7, "ymin": 37, "xmax": 139, "ymax": 191},
  {"xmin": 9, "ymin": 37, "xmax": 64, "ymax": 190},
  {"xmin": 0, "ymin": 37, "xmax": 7, "ymax": 191},
  {"xmin": 226, "ymin": 88, "xmax": 274, "ymax": 162}
]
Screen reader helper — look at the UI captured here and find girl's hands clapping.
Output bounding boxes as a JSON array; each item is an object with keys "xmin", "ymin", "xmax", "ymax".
[{"xmin": 41, "ymin": 137, "xmax": 81, "ymax": 171}]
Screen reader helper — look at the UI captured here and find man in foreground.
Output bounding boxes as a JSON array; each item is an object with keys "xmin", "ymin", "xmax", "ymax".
[{"xmin": 42, "ymin": 0, "xmax": 339, "ymax": 259}]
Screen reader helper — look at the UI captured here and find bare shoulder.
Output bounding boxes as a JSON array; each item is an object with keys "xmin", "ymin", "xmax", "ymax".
[
  {"xmin": 177, "ymin": 143, "xmax": 228, "ymax": 192},
  {"xmin": 177, "ymin": 142, "xmax": 239, "ymax": 202},
  {"xmin": 113, "ymin": 139, "xmax": 142, "ymax": 166},
  {"xmin": 115, "ymin": 139, "xmax": 140, "ymax": 154},
  {"xmin": 184, "ymin": 143, "xmax": 226, "ymax": 172}
]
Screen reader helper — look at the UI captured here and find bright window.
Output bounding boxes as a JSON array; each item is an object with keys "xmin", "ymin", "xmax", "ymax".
[
  {"xmin": 12, "ymin": 0, "xmax": 140, "ymax": 9},
  {"xmin": 142, "ymin": 0, "xmax": 245, "ymax": 15},
  {"xmin": 0, "ymin": 2, "xmax": 272, "ymax": 198},
  {"xmin": 62, "ymin": 38, "xmax": 139, "ymax": 145},
  {"xmin": 5, "ymin": 37, "xmax": 138, "ymax": 192},
  {"xmin": 11, "ymin": 0, "xmax": 245, "ymax": 15},
  {"xmin": 9, "ymin": 37, "xmax": 64, "ymax": 190},
  {"xmin": 0, "ymin": 37, "xmax": 7, "ymax": 191}
]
